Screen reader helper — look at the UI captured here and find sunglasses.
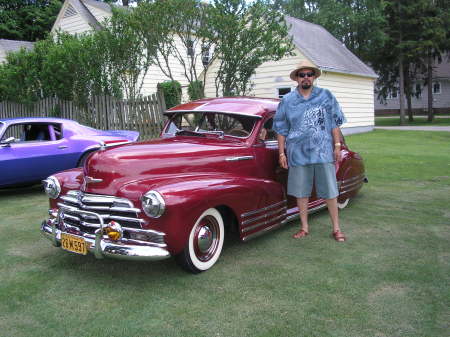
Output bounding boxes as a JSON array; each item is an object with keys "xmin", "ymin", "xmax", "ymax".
[{"xmin": 297, "ymin": 72, "xmax": 315, "ymax": 78}]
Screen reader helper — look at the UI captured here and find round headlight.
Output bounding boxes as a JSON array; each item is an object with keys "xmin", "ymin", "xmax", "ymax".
[
  {"xmin": 42, "ymin": 176, "xmax": 61, "ymax": 199},
  {"xmin": 141, "ymin": 190, "xmax": 165, "ymax": 218}
]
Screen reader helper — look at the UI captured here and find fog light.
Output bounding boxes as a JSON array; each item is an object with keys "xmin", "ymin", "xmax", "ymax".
[{"xmin": 104, "ymin": 221, "xmax": 123, "ymax": 241}]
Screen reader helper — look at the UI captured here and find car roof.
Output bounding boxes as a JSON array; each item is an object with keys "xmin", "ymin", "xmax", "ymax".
[
  {"xmin": 166, "ymin": 97, "xmax": 280, "ymax": 118},
  {"xmin": 0, "ymin": 117, "xmax": 77, "ymax": 126}
]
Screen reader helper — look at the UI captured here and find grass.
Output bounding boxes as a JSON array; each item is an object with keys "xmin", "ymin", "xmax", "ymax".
[
  {"xmin": 375, "ymin": 115, "xmax": 450, "ymax": 126},
  {"xmin": 1, "ymin": 130, "xmax": 449, "ymax": 337}
]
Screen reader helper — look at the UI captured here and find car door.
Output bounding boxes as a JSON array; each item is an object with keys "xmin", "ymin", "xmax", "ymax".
[{"xmin": 0, "ymin": 122, "xmax": 78, "ymax": 186}]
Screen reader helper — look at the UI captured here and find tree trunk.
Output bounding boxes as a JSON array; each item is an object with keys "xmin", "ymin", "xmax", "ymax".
[
  {"xmin": 427, "ymin": 52, "xmax": 434, "ymax": 122},
  {"xmin": 399, "ymin": 56, "xmax": 406, "ymax": 125},
  {"xmin": 404, "ymin": 66, "xmax": 413, "ymax": 122}
]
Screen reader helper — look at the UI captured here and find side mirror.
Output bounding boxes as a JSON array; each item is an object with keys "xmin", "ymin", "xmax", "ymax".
[{"xmin": 0, "ymin": 137, "xmax": 17, "ymax": 147}]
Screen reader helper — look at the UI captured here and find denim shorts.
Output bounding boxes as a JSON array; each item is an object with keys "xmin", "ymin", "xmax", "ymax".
[{"xmin": 287, "ymin": 162, "xmax": 338, "ymax": 199}]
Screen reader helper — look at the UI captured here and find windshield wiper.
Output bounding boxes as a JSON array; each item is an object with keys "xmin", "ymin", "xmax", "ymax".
[{"xmin": 175, "ymin": 129, "xmax": 205, "ymax": 137}]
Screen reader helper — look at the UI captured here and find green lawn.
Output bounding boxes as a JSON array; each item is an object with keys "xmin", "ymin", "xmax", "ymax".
[
  {"xmin": 375, "ymin": 115, "xmax": 450, "ymax": 126},
  {"xmin": 1, "ymin": 130, "xmax": 449, "ymax": 337}
]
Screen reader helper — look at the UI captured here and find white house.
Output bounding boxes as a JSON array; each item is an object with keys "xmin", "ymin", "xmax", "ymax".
[
  {"xmin": 204, "ymin": 16, "xmax": 378, "ymax": 135},
  {"xmin": 375, "ymin": 54, "xmax": 450, "ymax": 115},
  {"xmin": 51, "ymin": 0, "xmax": 203, "ymax": 98},
  {"xmin": 0, "ymin": 39, "xmax": 34, "ymax": 63}
]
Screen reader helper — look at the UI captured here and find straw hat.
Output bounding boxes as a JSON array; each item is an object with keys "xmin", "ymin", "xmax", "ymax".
[{"xmin": 289, "ymin": 60, "xmax": 321, "ymax": 81}]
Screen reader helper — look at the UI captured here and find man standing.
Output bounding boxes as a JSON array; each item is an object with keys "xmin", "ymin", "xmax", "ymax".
[{"xmin": 273, "ymin": 60, "xmax": 346, "ymax": 242}]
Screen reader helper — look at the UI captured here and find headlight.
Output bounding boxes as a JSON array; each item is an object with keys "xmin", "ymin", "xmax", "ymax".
[
  {"xmin": 42, "ymin": 176, "xmax": 61, "ymax": 199},
  {"xmin": 141, "ymin": 190, "xmax": 165, "ymax": 218}
]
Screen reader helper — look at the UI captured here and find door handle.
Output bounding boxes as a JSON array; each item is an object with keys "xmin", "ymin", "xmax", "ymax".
[{"xmin": 58, "ymin": 145, "xmax": 68, "ymax": 149}]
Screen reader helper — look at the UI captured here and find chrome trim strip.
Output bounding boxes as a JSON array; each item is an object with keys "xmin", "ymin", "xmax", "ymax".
[
  {"xmin": 340, "ymin": 183, "xmax": 364, "ymax": 195},
  {"xmin": 285, "ymin": 203, "xmax": 327, "ymax": 222},
  {"xmin": 241, "ymin": 200, "xmax": 286, "ymax": 218},
  {"xmin": 340, "ymin": 174, "xmax": 365, "ymax": 185},
  {"xmin": 242, "ymin": 213, "xmax": 287, "ymax": 233},
  {"xmin": 241, "ymin": 206, "xmax": 287, "ymax": 225},
  {"xmin": 340, "ymin": 179, "xmax": 363, "ymax": 190},
  {"xmin": 242, "ymin": 220, "xmax": 286, "ymax": 241},
  {"xmin": 225, "ymin": 156, "xmax": 254, "ymax": 162}
]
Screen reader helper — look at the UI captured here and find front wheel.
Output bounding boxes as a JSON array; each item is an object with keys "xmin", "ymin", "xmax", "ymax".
[{"xmin": 175, "ymin": 208, "xmax": 225, "ymax": 273}]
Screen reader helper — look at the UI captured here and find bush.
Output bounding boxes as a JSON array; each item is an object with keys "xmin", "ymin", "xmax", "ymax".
[
  {"xmin": 158, "ymin": 81, "xmax": 181, "ymax": 108},
  {"xmin": 187, "ymin": 80, "xmax": 204, "ymax": 101}
]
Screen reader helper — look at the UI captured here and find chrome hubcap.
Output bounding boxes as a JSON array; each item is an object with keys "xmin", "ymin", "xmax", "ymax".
[{"xmin": 197, "ymin": 226, "xmax": 213, "ymax": 253}]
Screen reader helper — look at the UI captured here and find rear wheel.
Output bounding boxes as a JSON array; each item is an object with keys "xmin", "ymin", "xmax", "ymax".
[
  {"xmin": 337, "ymin": 198, "xmax": 350, "ymax": 209},
  {"xmin": 175, "ymin": 208, "xmax": 224, "ymax": 273}
]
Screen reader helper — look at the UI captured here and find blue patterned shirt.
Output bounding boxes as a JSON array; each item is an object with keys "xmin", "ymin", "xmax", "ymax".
[{"xmin": 273, "ymin": 86, "xmax": 346, "ymax": 166}]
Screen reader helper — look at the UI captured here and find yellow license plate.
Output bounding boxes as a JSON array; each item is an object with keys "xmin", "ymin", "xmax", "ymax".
[{"xmin": 61, "ymin": 233, "xmax": 87, "ymax": 255}]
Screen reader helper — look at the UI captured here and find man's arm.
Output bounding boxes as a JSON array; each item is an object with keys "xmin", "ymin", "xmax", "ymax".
[
  {"xmin": 332, "ymin": 127, "xmax": 342, "ymax": 162},
  {"xmin": 277, "ymin": 134, "xmax": 288, "ymax": 169}
]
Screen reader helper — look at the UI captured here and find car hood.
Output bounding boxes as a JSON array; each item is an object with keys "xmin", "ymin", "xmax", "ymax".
[{"xmin": 83, "ymin": 137, "xmax": 247, "ymax": 195}]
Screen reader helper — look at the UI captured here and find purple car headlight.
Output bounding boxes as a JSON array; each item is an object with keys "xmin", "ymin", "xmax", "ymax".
[{"xmin": 43, "ymin": 176, "xmax": 61, "ymax": 199}]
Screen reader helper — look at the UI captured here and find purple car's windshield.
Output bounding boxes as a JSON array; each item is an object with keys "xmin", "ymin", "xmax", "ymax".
[{"xmin": 164, "ymin": 112, "xmax": 258, "ymax": 139}]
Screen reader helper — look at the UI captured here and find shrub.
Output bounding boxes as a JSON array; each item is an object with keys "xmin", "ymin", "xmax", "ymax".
[
  {"xmin": 158, "ymin": 81, "xmax": 181, "ymax": 108},
  {"xmin": 188, "ymin": 80, "xmax": 204, "ymax": 101}
]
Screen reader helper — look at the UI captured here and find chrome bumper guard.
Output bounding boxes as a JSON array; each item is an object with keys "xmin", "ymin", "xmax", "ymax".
[{"xmin": 40, "ymin": 208, "xmax": 170, "ymax": 261}]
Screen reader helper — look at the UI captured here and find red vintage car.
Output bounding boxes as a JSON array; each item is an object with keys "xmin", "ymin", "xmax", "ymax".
[{"xmin": 40, "ymin": 97, "xmax": 367, "ymax": 273}]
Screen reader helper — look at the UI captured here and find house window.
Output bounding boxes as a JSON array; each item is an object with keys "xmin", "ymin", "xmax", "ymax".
[
  {"xmin": 201, "ymin": 44, "xmax": 210, "ymax": 66},
  {"xmin": 277, "ymin": 87, "xmax": 291, "ymax": 98},
  {"xmin": 433, "ymin": 82, "xmax": 441, "ymax": 94},
  {"xmin": 387, "ymin": 89, "xmax": 398, "ymax": 99},
  {"xmin": 187, "ymin": 39, "xmax": 194, "ymax": 57},
  {"xmin": 415, "ymin": 83, "xmax": 422, "ymax": 98}
]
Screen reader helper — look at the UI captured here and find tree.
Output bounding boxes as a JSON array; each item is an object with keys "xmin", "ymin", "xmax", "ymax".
[
  {"xmin": 275, "ymin": 0, "xmax": 386, "ymax": 66},
  {"xmin": 206, "ymin": 0, "xmax": 293, "ymax": 96},
  {"xmin": 132, "ymin": 0, "xmax": 212, "ymax": 100},
  {"xmin": 0, "ymin": 0, "xmax": 63, "ymax": 41}
]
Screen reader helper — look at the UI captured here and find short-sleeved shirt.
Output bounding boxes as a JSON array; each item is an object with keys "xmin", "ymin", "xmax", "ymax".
[{"xmin": 273, "ymin": 86, "xmax": 346, "ymax": 166}]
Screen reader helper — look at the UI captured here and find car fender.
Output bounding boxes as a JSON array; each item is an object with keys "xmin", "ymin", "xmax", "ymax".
[{"xmin": 118, "ymin": 174, "xmax": 286, "ymax": 255}]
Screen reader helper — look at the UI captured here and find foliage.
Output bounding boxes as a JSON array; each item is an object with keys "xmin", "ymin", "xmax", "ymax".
[
  {"xmin": 188, "ymin": 80, "xmax": 204, "ymax": 101},
  {"xmin": 132, "ymin": 0, "xmax": 212, "ymax": 99},
  {"xmin": 97, "ymin": 7, "xmax": 158, "ymax": 101},
  {"xmin": 0, "ymin": 6, "xmax": 163, "ymax": 105},
  {"xmin": 157, "ymin": 81, "xmax": 182, "ymax": 108},
  {"xmin": 0, "ymin": 0, "xmax": 63, "ymax": 41},
  {"xmin": 371, "ymin": 0, "xmax": 450, "ymax": 124},
  {"xmin": 275, "ymin": 0, "xmax": 386, "ymax": 66},
  {"xmin": 207, "ymin": 0, "xmax": 294, "ymax": 96}
]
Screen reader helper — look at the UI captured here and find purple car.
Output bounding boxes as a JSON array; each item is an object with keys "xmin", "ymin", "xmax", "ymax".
[{"xmin": 0, "ymin": 117, "xmax": 139, "ymax": 188}]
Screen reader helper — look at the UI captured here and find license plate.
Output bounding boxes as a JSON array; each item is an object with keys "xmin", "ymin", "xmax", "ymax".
[{"xmin": 61, "ymin": 233, "xmax": 87, "ymax": 255}]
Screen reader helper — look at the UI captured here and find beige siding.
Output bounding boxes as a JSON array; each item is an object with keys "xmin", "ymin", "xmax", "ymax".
[
  {"xmin": 318, "ymin": 72, "xmax": 375, "ymax": 128},
  {"xmin": 84, "ymin": 4, "xmax": 111, "ymax": 24},
  {"xmin": 55, "ymin": 14, "xmax": 94, "ymax": 35},
  {"xmin": 203, "ymin": 48, "xmax": 375, "ymax": 128}
]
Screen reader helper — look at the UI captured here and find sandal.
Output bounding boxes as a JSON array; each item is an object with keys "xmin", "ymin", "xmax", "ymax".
[
  {"xmin": 292, "ymin": 229, "xmax": 309, "ymax": 239},
  {"xmin": 332, "ymin": 230, "xmax": 346, "ymax": 242}
]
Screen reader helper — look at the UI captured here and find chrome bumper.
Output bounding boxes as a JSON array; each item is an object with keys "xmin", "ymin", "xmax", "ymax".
[{"xmin": 40, "ymin": 214, "xmax": 170, "ymax": 262}]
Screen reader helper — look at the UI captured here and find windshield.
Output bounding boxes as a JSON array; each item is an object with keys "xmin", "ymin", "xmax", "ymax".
[{"xmin": 163, "ymin": 112, "xmax": 258, "ymax": 139}]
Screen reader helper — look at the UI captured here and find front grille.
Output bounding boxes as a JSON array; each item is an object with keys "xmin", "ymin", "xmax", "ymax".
[{"xmin": 58, "ymin": 190, "xmax": 144, "ymax": 235}]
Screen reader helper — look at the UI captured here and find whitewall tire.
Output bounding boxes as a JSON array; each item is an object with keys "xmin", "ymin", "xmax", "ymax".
[{"xmin": 176, "ymin": 208, "xmax": 225, "ymax": 273}]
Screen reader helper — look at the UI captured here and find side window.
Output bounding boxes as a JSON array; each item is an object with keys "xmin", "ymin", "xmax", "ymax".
[
  {"xmin": 52, "ymin": 123, "xmax": 63, "ymax": 140},
  {"xmin": 277, "ymin": 87, "xmax": 291, "ymax": 98},
  {"xmin": 1, "ymin": 124, "xmax": 22, "ymax": 142},
  {"xmin": 260, "ymin": 118, "xmax": 276, "ymax": 141}
]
